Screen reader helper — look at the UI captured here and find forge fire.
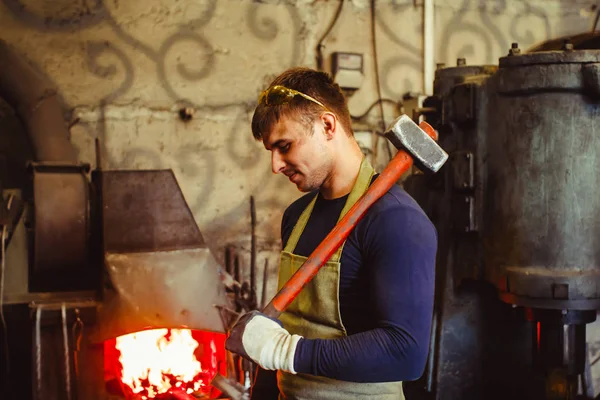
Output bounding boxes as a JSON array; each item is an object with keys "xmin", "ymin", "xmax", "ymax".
[{"xmin": 104, "ymin": 329, "xmax": 226, "ymax": 399}]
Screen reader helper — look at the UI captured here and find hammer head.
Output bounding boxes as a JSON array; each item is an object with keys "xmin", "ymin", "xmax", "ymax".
[{"xmin": 384, "ymin": 114, "xmax": 448, "ymax": 173}]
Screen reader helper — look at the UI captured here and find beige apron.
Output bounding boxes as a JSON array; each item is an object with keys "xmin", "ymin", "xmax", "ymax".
[{"xmin": 276, "ymin": 158, "xmax": 405, "ymax": 400}]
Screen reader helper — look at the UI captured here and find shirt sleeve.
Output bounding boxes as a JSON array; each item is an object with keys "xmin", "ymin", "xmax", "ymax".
[{"xmin": 293, "ymin": 206, "xmax": 437, "ymax": 382}]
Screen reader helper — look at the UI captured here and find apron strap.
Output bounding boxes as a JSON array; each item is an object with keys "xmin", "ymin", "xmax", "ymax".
[
  {"xmin": 330, "ymin": 158, "xmax": 375, "ymax": 262},
  {"xmin": 283, "ymin": 157, "xmax": 376, "ymax": 260},
  {"xmin": 283, "ymin": 194, "xmax": 318, "ymax": 253}
]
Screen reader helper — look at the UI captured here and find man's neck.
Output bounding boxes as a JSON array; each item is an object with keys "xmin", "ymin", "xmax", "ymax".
[{"xmin": 319, "ymin": 141, "xmax": 364, "ymax": 200}]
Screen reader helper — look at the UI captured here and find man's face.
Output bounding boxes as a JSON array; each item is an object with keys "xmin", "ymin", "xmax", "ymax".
[{"xmin": 263, "ymin": 114, "xmax": 333, "ymax": 192}]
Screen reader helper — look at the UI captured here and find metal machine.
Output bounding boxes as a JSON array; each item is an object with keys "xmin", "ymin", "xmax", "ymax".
[
  {"xmin": 405, "ymin": 38, "xmax": 600, "ymax": 400},
  {"xmin": 0, "ymin": 39, "xmax": 238, "ymax": 400}
]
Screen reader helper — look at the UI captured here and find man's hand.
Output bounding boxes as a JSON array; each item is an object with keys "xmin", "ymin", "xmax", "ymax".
[{"xmin": 225, "ymin": 310, "xmax": 302, "ymax": 374}]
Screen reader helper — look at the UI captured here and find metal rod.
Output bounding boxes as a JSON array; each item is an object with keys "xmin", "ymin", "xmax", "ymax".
[
  {"xmin": 61, "ymin": 304, "xmax": 72, "ymax": 400},
  {"xmin": 234, "ymin": 252, "xmax": 240, "ymax": 285},
  {"xmin": 426, "ymin": 310, "xmax": 438, "ymax": 392},
  {"xmin": 1, "ymin": 223, "xmax": 9, "ymax": 382},
  {"xmin": 563, "ymin": 323, "xmax": 569, "ymax": 367},
  {"xmin": 34, "ymin": 307, "xmax": 42, "ymax": 400},
  {"xmin": 582, "ymin": 343, "xmax": 594, "ymax": 398},
  {"xmin": 250, "ymin": 196, "xmax": 257, "ymax": 300},
  {"xmin": 71, "ymin": 309, "xmax": 83, "ymax": 380},
  {"xmin": 29, "ymin": 300, "xmax": 98, "ymax": 311},
  {"xmin": 226, "ymin": 245, "xmax": 234, "ymax": 276},
  {"xmin": 261, "ymin": 258, "xmax": 269, "ymax": 309},
  {"xmin": 95, "ymin": 138, "xmax": 102, "ymax": 170}
]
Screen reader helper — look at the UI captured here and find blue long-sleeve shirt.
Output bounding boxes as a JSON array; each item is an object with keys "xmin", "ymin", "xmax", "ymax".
[
  {"xmin": 286, "ymin": 182, "xmax": 437, "ymax": 382},
  {"xmin": 251, "ymin": 181, "xmax": 436, "ymax": 397}
]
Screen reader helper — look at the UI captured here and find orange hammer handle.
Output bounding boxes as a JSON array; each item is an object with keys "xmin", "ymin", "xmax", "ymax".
[
  {"xmin": 262, "ymin": 151, "xmax": 413, "ymax": 318},
  {"xmin": 262, "ymin": 121, "xmax": 436, "ymax": 318}
]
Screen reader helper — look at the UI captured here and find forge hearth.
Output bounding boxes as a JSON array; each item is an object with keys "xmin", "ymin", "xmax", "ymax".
[
  {"xmin": 2, "ymin": 170, "xmax": 236, "ymax": 400},
  {"xmin": 103, "ymin": 328, "xmax": 226, "ymax": 399},
  {"xmin": 78, "ymin": 169, "xmax": 232, "ymax": 400}
]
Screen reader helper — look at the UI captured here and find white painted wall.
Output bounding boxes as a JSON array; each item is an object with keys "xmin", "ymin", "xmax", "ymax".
[{"xmin": 0, "ymin": 0, "xmax": 597, "ymax": 299}]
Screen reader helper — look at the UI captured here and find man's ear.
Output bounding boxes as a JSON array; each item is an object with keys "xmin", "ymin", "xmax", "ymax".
[{"xmin": 321, "ymin": 112, "xmax": 337, "ymax": 140}]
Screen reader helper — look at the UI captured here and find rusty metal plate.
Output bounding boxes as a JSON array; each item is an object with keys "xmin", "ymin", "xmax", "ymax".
[
  {"xmin": 32, "ymin": 169, "xmax": 89, "ymax": 291},
  {"xmin": 89, "ymin": 248, "xmax": 229, "ymax": 342},
  {"xmin": 101, "ymin": 170, "xmax": 204, "ymax": 252}
]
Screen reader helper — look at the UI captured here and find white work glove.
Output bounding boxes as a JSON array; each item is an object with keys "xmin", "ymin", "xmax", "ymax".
[{"xmin": 225, "ymin": 310, "xmax": 302, "ymax": 374}]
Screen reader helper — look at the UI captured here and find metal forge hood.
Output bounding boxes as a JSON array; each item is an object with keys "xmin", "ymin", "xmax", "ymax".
[{"xmin": 90, "ymin": 170, "xmax": 229, "ymax": 342}]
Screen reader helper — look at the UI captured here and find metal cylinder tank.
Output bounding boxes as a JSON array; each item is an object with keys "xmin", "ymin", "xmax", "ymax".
[
  {"xmin": 404, "ymin": 46, "xmax": 600, "ymax": 400},
  {"xmin": 484, "ymin": 49, "xmax": 600, "ymax": 310}
]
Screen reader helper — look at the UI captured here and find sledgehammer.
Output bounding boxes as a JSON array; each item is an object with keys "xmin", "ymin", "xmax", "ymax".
[{"xmin": 261, "ymin": 114, "xmax": 448, "ymax": 318}]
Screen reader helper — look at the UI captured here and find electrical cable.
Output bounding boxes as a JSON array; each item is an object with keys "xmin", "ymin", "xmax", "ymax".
[
  {"xmin": 351, "ymin": 98, "xmax": 399, "ymax": 121},
  {"xmin": 316, "ymin": 0, "xmax": 344, "ymax": 71}
]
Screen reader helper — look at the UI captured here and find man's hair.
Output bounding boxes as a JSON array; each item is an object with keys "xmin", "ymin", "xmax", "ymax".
[{"xmin": 251, "ymin": 67, "xmax": 353, "ymax": 140}]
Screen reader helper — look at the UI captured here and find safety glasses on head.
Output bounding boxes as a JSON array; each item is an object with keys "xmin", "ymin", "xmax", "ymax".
[{"xmin": 258, "ymin": 85, "xmax": 328, "ymax": 111}]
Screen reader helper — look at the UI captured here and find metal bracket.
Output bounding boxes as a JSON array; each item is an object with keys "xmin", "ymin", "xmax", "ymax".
[
  {"xmin": 447, "ymin": 83, "xmax": 477, "ymax": 124},
  {"xmin": 450, "ymin": 151, "xmax": 475, "ymax": 191},
  {"xmin": 453, "ymin": 195, "xmax": 477, "ymax": 233}
]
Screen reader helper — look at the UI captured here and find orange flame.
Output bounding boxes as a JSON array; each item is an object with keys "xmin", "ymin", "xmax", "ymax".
[{"xmin": 116, "ymin": 328, "xmax": 204, "ymax": 398}]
